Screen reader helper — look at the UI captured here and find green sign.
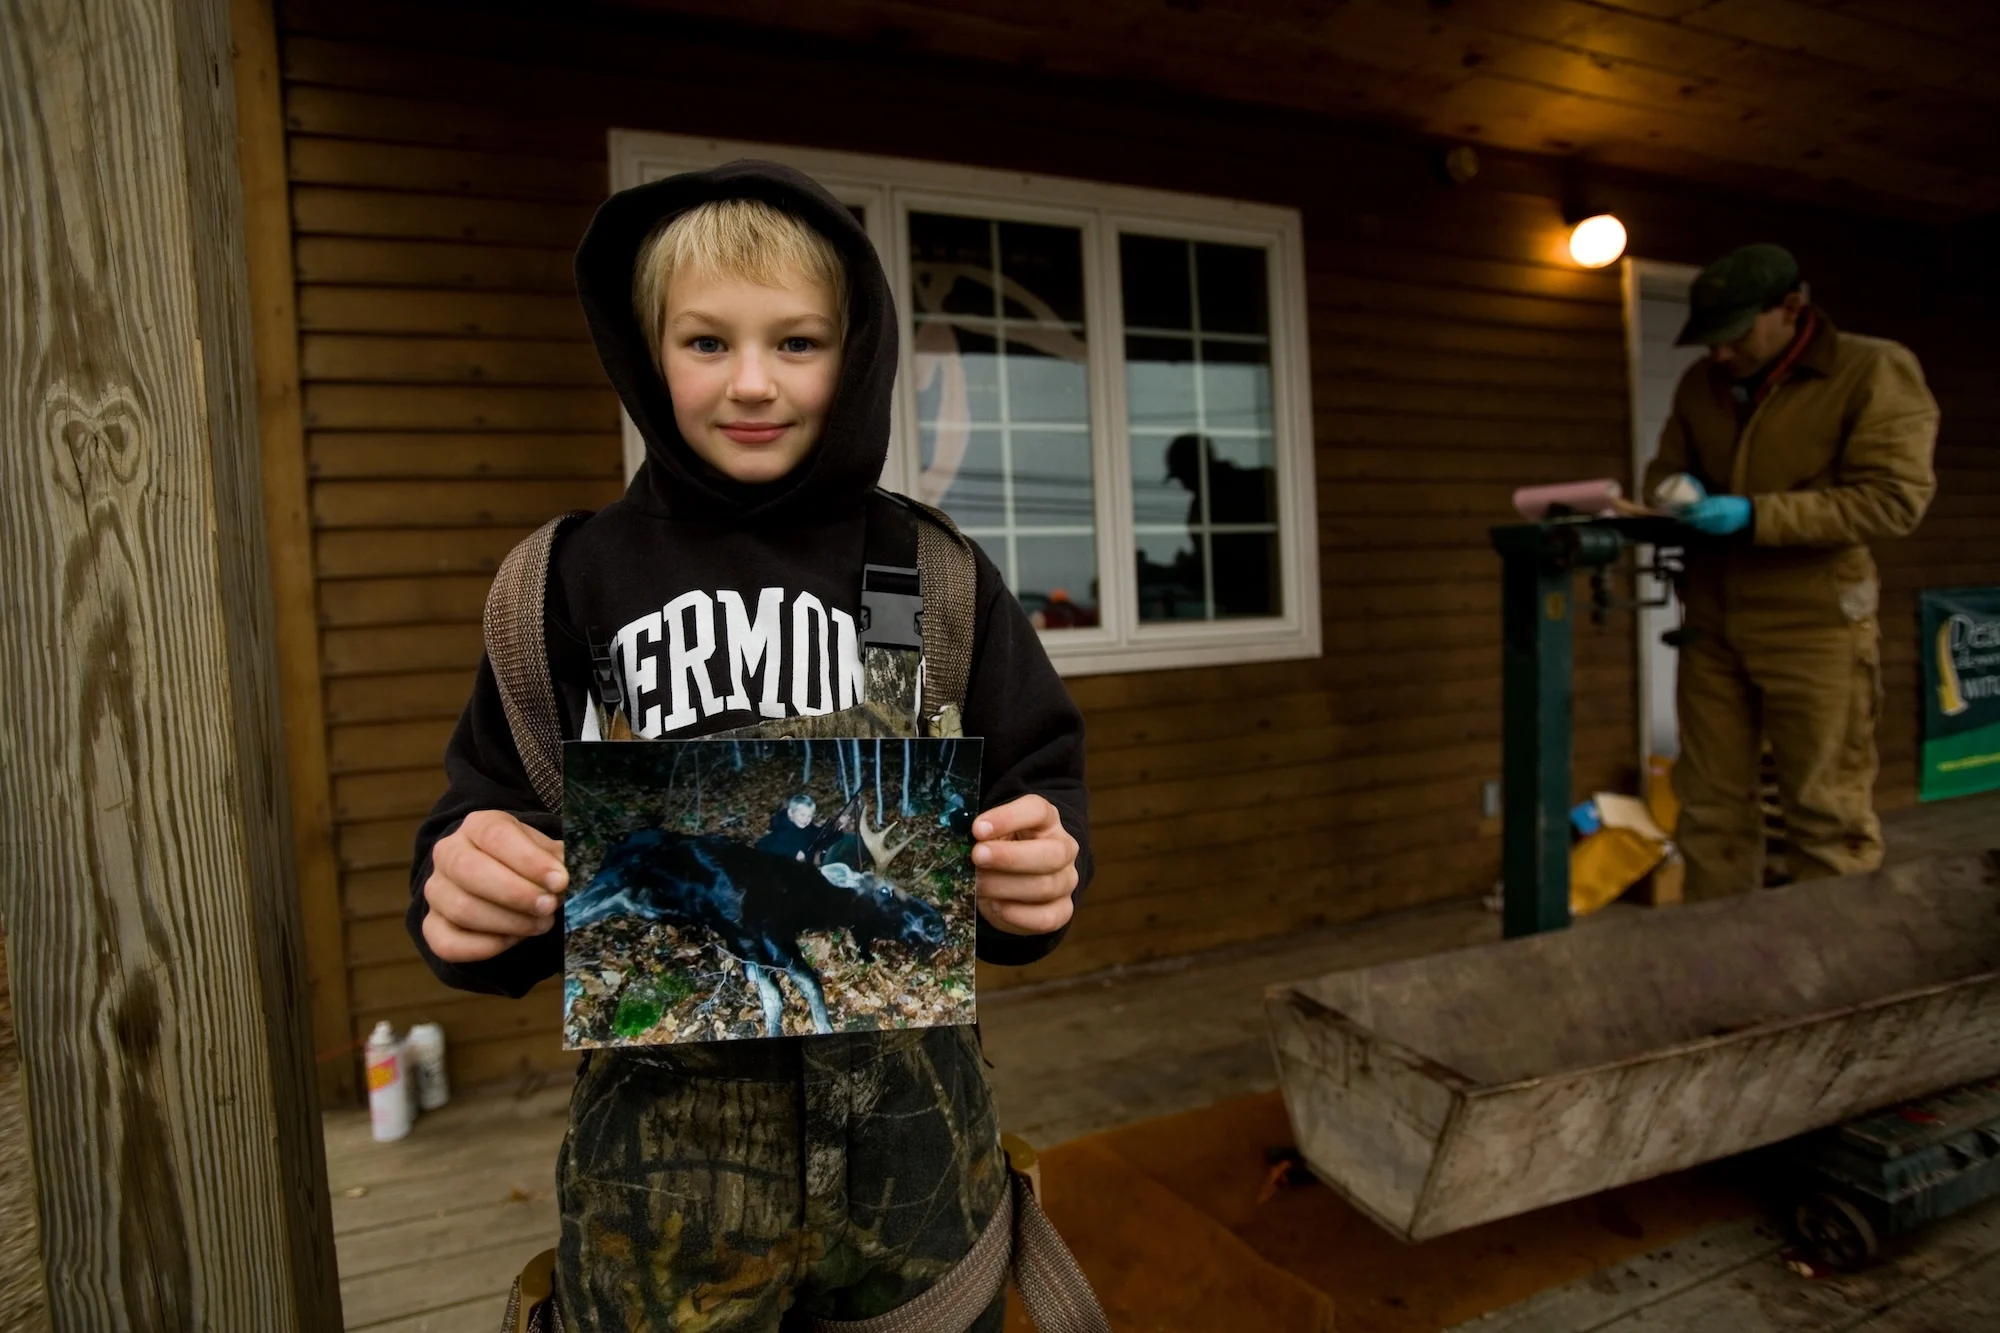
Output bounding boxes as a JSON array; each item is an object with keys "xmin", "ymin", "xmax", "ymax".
[{"xmin": 1921, "ymin": 587, "xmax": 2000, "ymax": 801}]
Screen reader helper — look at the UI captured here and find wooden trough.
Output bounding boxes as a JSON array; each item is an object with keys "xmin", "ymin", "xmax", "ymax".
[{"xmin": 1266, "ymin": 851, "xmax": 2000, "ymax": 1241}]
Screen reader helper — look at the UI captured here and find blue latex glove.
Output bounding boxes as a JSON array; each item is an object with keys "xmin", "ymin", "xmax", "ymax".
[{"xmin": 1683, "ymin": 494, "xmax": 1752, "ymax": 535}]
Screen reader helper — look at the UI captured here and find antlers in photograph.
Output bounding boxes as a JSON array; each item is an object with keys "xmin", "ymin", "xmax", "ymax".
[{"xmin": 860, "ymin": 814, "xmax": 914, "ymax": 872}]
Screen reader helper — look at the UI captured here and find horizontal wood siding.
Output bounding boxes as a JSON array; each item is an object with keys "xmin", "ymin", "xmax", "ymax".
[{"xmin": 276, "ymin": 0, "xmax": 2000, "ymax": 1089}]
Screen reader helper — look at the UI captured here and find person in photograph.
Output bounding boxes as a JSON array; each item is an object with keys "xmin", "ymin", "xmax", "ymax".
[{"xmin": 755, "ymin": 792, "xmax": 823, "ymax": 861}]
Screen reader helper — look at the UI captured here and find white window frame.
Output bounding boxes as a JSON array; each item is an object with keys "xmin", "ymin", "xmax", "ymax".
[{"xmin": 610, "ymin": 129, "xmax": 1320, "ymax": 677}]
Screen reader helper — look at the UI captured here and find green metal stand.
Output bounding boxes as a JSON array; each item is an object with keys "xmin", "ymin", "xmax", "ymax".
[
  {"xmin": 1495, "ymin": 529, "xmax": 1575, "ymax": 938},
  {"xmin": 1490, "ymin": 517, "xmax": 1683, "ymax": 938}
]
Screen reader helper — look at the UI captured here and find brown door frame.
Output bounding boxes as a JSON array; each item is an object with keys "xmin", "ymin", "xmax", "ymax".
[{"xmin": 230, "ymin": 0, "xmax": 357, "ymax": 1109}]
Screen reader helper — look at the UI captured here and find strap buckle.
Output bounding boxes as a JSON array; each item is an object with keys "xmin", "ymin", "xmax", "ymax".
[
  {"xmin": 860, "ymin": 563, "xmax": 923, "ymax": 652},
  {"xmin": 587, "ymin": 628, "xmax": 626, "ymax": 721}
]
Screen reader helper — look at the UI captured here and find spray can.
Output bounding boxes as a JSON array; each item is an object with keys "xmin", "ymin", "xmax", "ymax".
[
  {"xmin": 405, "ymin": 1022, "xmax": 450, "ymax": 1111},
  {"xmin": 365, "ymin": 1020, "xmax": 413, "ymax": 1142}
]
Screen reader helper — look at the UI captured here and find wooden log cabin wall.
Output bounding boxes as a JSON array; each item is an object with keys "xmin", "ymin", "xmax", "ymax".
[{"xmin": 266, "ymin": 0, "xmax": 2000, "ymax": 1096}]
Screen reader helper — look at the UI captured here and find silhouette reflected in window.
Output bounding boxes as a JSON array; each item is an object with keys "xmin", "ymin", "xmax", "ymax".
[{"xmin": 1136, "ymin": 433, "xmax": 1279, "ymax": 621}]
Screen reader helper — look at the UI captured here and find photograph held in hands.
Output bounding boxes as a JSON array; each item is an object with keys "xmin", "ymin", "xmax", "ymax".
[{"xmin": 561, "ymin": 736, "xmax": 982, "ymax": 1047}]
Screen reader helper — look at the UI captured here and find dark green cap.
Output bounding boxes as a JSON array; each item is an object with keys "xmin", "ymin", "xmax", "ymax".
[{"xmin": 1675, "ymin": 243, "xmax": 1801, "ymax": 346}]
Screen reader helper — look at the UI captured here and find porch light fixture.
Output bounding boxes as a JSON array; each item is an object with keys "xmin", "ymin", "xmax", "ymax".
[{"xmin": 1568, "ymin": 214, "xmax": 1627, "ymax": 268}]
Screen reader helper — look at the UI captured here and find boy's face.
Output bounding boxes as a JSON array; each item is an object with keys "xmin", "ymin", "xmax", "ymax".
[
  {"xmin": 660, "ymin": 268, "xmax": 843, "ymax": 485},
  {"xmin": 788, "ymin": 802, "xmax": 815, "ymax": 828}
]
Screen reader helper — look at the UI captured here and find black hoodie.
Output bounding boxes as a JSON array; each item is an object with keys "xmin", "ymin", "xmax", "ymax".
[{"xmin": 407, "ymin": 161, "xmax": 1092, "ymax": 998}]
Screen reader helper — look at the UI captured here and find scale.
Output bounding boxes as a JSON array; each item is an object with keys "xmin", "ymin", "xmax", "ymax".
[{"xmin": 1488, "ymin": 513, "xmax": 1686, "ymax": 938}]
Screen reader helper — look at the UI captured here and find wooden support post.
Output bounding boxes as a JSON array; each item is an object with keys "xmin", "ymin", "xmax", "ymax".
[
  {"xmin": 0, "ymin": 0, "xmax": 343, "ymax": 1325},
  {"xmin": 1, "ymin": 937, "xmax": 51, "ymax": 1331}
]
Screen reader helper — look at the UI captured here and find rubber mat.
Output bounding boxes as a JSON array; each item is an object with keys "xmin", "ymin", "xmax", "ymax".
[{"xmin": 1010, "ymin": 1089, "xmax": 1768, "ymax": 1333}]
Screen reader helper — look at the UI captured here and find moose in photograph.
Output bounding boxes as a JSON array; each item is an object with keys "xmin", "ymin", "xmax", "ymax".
[{"xmin": 566, "ymin": 810, "xmax": 943, "ymax": 1036}]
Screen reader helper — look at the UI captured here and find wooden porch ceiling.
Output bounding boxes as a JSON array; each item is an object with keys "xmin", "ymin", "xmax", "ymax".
[{"xmin": 609, "ymin": 0, "xmax": 2000, "ymax": 222}]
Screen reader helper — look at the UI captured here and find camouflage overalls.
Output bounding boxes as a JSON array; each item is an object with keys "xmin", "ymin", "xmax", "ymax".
[
  {"xmin": 553, "ymin": 489, "xmax": 1010, "ymax": 1328},
  {"xmin": 554, "ymin": 1024, "xmax": 1008, "ymax": 1330}
]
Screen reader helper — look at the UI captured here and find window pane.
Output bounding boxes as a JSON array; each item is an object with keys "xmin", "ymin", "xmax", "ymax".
[
  {"xmin": 1130, "ymin": 432, "xmax": 1191, "ymax": 526},
  {"xmin": 1207, "ymin": 433, "xmax": 1277, "ymax": 521},
  {"xmin": 1196, "ymin": 243, "xmax": 1268, "ymax": 335},
  {"xmin": 918, "ymin": 426, "xmax": 1005, "ymax": 527},
  {"xmin": 1011, "ymin": 429, "xmax": 1095, "ymax": 528},
  {"xmin": 1006, "ymin": 342, "xmax": 1089, "ymax": 424},
  {"xmin": 1210, "ymin": 532, "xmax": 1280, "ymax": 618},
  {"xmin": 914, "ymin": 327, "xmax": 1000, "ymax": 423},
  {"xmin": 1000, "ymin": 221, "xmax": 1086, "ymax": 324},
  {"xmin": 1124, "ymin": 336, "xmax": 1196, "ymax": 429},
  {"xmin": 909, "ymin": 212, "xmax": 996, "ymax": 316},
  {"xmin": 1200, "ymin": 340, "xmax": 1273, "ymax": 433},
  {"xmin": 1118, "ymin": 234, "xmax": 1192, "ymax": 330},
  {"xmin": 1122, "ymin": 234, "xmax": 1282, "ymax": 624},
  {"xmin": 1135, "ymin": 528, "xmax": 1203, "ymax": 622},
  {"xmin": 911, "ymin": 212, "xmax": 1098, "ymax": 631},
  {"xmin": 1014, "ymin": 536, "xmax": 1100, "ymax": 630}
]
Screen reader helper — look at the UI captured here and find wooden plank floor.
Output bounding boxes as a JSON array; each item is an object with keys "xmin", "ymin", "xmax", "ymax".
[
  {"xmin": 326, "ymin": 793, "xmax": 2000, "ymax": 1330},
  {"xmin": 324, "ymin": 1080, "xmax": 568, "ymax": 1331},
  {"xmin": 1455, "ymin": 1194, "xmax": 2000, "ymax": 1332}
]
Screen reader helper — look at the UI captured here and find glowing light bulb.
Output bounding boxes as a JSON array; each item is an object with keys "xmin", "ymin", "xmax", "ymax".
[{"xmin": 1568, "ymin": 214, "xmax": 1627, "ymax": 268}]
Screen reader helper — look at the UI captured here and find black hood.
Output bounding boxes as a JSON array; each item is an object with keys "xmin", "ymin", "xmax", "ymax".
[{"xmin": 574, "ymin": 160, "xmax": 896, "ymax": 525}]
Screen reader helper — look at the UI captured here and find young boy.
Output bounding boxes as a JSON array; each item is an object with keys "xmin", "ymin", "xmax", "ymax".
[
  {"xmin": 407, "ymin": 161, "xmax": 1090, "ymax": 1329},
  {"xmin": 756, "ymin": 793, "xmax": 824, "ymax": 862}
]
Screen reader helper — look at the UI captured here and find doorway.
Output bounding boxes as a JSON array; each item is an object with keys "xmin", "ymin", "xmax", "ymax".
[{"xmin": 1621, "ymin": 258, "xmax": 1704, "ymax": 771}]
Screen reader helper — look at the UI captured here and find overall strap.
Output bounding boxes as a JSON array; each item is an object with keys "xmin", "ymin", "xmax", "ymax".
[
  {"xmin": 482, "ymin": 510, "xmax": 591, "ymax": 812},
  {"xmin": 806, "ymin": 1167, "xmax": 1111, "ymax": 1333},
  {"xmin": 860, "ymin": 490, "xmax": 925, "ymax": 736},
  {"xmin": 906, "ymin": 496, "xmax": 977, "ymax": 739},
  {"xmin": 869, "ymin": 489, "xmax": 977, "ymax": 739}
]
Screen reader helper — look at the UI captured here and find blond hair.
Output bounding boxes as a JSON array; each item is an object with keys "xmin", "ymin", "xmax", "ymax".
[{"xmin": 633, "ymin": 198, "xmax": 848, "ymax": 364}]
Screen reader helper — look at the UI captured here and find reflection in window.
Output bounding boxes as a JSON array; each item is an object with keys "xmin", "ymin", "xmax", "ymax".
[
  {"xmin": 1122, "ymin": 235, "xmax": 1280, "ymax": 622},
  {"xmin": 912, "ymin": 213, "xmax": 1100, "ymax": 630}
]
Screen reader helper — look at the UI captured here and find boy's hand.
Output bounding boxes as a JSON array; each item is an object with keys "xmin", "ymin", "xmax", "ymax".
[
  {"xmin": 971, "ymin": 795, "xmax": 1079, "ymax": 936},
  {"xmin": 422, "ymin": 810, "xmax": 567, "ymax": 963}
]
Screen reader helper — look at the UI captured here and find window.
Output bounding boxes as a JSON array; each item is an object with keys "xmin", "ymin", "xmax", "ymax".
[
  {"xmin": 611, "ymin": 131, "xmax": 1319, "ymax": 675},
  {"xmin": 1123, "ymin": 235, "xmax": 1280, "ymax": 624},
  {"xmin": 909, "ymin": 212, "xmax": 1100, "ymax": 638}
]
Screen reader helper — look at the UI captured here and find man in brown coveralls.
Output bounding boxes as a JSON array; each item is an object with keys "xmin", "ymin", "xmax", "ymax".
[{"xmin": 1644, "ymin": 244, "xmax": 1940, "ymax": 900}]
